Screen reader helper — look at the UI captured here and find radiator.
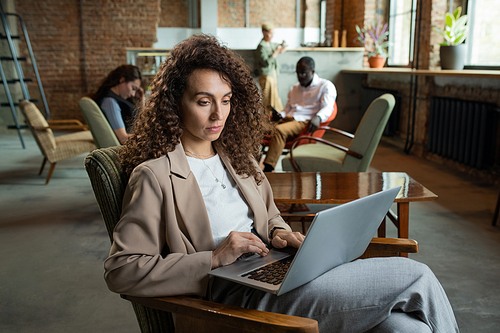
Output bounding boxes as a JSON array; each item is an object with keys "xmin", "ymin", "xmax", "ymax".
[
  {"xmin": 427, "ymin": 97, "xmax": 497, "ymax": 169},
  {"xmin": 361, "ymin": 88, "xmax": 401, "ymax": 136}
]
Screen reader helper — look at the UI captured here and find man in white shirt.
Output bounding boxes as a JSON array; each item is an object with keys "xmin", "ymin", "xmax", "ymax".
[{"xmin": 262, "ymin": 57, "xmax": 337, "ymax": 172}]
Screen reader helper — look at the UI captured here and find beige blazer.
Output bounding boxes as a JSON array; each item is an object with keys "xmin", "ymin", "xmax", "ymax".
[{"xmin": 104, "ymin": 143, "xmax": 291, "ymax": 297}]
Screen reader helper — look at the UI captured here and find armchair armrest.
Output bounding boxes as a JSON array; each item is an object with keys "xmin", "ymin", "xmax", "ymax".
[
  {"xmin": 121, "ymin": 294, "xmax": 319, "ymax": 333},
  {"xmin": 289, "ymin": 136, "xmax": 362, "ymax": 172},
  {"xmin": 47, "ymin": 119, "xmax": 86, "ymax": 126},
  {"xmin": 368, "ymin": 237, "xmax": 418, "ymax": 253},
  {"xmin": 34, "ymin": 124, "xmax": 89, "ymax": 131},
  {"xmin": 313, "ymin": 126, "xmax": 355, "ymax": 139},
  {"xmin": 360, "ymin": 237, "xmax": 418, "ymax": 259},
  {"xmin": 34, "ymin": 119, "xmax": 88, "ymax": 131}
]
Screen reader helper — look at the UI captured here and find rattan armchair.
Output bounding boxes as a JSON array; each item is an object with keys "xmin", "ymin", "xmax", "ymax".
[{"xmin": 19, "ymin": 100, "xmax": 96, "ymax": 184}]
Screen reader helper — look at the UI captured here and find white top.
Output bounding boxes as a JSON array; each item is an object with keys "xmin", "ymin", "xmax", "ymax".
[
  {"xmin": 280, "ymin": 73, "xmax": 337, "ymax": 122},
  {"xmin": 186, "ymin": 154, "xmax": 254, "ymax": 248}
]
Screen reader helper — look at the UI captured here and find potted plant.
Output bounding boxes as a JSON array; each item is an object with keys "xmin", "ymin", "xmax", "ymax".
[
  {"xmin": 355, "ymin": 21, "xmax": 389, "ymax": 68},
  {"xmin": 433, "ymin": 6, "xmax": 469, "ymax": 70}
]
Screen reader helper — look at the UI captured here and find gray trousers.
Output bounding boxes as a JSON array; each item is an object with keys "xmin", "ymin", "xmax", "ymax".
[{"xmin": 211, "ymin": 257, "xmax": 459, "ymax": 333}]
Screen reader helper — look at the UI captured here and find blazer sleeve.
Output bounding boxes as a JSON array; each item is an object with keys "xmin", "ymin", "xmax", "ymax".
[{"xmin": 103, "ymin": 164, "xmax": 213, "ymax": 297}]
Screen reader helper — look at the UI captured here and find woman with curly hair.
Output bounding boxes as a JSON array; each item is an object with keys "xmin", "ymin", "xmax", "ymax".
[
  {"xmin": 103, "ymin": 34, "xmax": 458, "ymax": 332},
  {"xmin": 90, "ymin": 64, "xmax": 144, "ymax": 144}
]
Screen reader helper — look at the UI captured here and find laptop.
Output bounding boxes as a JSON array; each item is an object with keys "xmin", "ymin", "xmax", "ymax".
[{"xmin": 209, "ymin": 186, "xmax": 402, "ymax": 296}]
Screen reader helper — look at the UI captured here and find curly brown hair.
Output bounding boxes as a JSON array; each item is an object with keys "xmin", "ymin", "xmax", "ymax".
[{"xmin": 120, "ymin": 34, "xmax": 269, "ymax": 184}]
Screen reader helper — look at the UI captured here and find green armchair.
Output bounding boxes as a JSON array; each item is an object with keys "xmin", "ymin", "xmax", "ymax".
[
  {"xmin": 282, "ymin": 93, "xmax": 396, "ymax": 172},
  {"xmin": 78, "ymin": 97, "xmax": 121, "ymax": 148}
]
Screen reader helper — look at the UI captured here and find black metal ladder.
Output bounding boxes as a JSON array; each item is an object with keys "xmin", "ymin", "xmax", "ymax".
[{"xmin": 0, "ymin": 3, "xmax": 50, "ymax": 148}]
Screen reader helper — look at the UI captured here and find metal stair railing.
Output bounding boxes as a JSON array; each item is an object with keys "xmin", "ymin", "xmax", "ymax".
[
  {"xmin": 0, "ymin": 4, "xmax": 50, "ymax": 148},
  {"xmin": 0, "ymin": 60, "xmax": 24, "ymax": 147}
]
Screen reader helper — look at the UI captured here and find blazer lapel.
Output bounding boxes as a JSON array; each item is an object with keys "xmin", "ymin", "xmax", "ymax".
[{"xmin": 169, "ymin": 144, "xmax": 215, "ymax": 252}]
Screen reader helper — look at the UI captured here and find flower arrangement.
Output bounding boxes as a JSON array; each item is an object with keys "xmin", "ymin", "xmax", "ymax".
[
  {"xmin": 433, "ymin": 6, "xmax": 468, "ymax": 46},
  {"xmin": 355, "ymin": 21, "xmax": 389, "ymax": 58}
]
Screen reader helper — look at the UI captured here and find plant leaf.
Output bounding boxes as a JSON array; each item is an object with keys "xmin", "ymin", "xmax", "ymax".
[
  {"xmin": 444, "ymin": 31, "xmax": 452, "ymax": 45},
  {"xmin": 433, "ymin": 26, "xmax": 445, "ymax": 37},
  {"xmin": 445, "ymin": 12, "xmax": 454, "ymax": 28},
  {"xmin": 432, "ymin": 27, "xmax": 444, "ymax": 36},
  {"xmin": 455, "ymin": 34, "xmax": 466, "ymax": 45},
  {"xmin": 453, "ymin": 6, "xmax": 462, "ymax": 20},
  {"xmin": 455, "ymin": 15, "xmax": 468, "ymax": 29},
  {"xmin": 376, "ymin": 32, "xmax": 387, "ymax": 44},
  {"xmin": 367, "ymin": 29, "xmax": 378, "ymax": 44},
  {"xmin": 380, "ymin": 23, "xmax": 388, "ymax": 36}
]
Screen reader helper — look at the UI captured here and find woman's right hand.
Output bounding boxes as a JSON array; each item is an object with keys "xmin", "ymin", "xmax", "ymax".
[{"xmin": 211, "ymin": 231, "xmax": 269, "ymax": 269}]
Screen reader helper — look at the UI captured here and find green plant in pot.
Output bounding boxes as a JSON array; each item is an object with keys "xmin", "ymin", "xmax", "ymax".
[
  {"xmin": 355, "ymin": 21, "xmax": 389, "ymax": 68},
  {"xmin": 433, "ymin": 6, "xmax": 469, "ymax": 70}
]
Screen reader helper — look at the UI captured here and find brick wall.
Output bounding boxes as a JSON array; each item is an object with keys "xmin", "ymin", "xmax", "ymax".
[
  {"xmin": 304, "ymin": 0, "xmax": 320, "ymax": 28},
  {"xmin": 218, "ymin": 0, "xmax": 245, "ymax": 27},
  {"xmin": 325, "ymin": 0, "xmax": 360, "ymax": 47},
  {"xmin": 14, "ymin": 0, "xmax": 160, "ymax": 121},
  {"xmin": 233, "ymin": 0, "xmax": 297, "ymax": 28},
  {"xmin": 325, "ymin": 0, "xmax": 336, "ymax": 41},
  {"xmin": 159, "ymin": 0, "xmax": 188, "ymax": 27}
]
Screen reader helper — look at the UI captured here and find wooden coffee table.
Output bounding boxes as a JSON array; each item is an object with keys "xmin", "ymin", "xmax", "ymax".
[{"xmin": 267, "ymin": 172, "xmax": 438, "ymax": 241}]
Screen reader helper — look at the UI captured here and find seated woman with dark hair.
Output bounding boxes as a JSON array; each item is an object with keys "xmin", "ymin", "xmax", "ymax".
[
  {"xmin": 103, "ymin": 34, "xmax": 459, "ymax": 333},
  {"xmin": 90, "ymin": 65, "xmax": 144, "ymax": 144}
]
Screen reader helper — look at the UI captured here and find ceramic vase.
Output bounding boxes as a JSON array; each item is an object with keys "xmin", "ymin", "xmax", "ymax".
[{"xmin": 440, "ymin": 44, "xmax": 466, "ymax": 70}]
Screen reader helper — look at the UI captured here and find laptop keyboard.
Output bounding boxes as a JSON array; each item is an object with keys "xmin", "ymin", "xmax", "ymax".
[{"xmin": 241, "ymin": 256, "xmax": 294, "ymax": 285}]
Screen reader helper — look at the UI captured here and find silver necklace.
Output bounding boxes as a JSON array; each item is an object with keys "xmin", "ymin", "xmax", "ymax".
[
  {"xmin": 185, "ymin": 149, "xmax": 227, "ymax": 189},
  {"xmin": 201, "ymin": 158, "xmax": 227, "ymax": 189}
]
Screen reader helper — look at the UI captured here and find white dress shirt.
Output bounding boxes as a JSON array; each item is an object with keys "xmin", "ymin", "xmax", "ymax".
[{"xmin": 280, "ymin": 73, "xmax": 337, "ymax": 122}]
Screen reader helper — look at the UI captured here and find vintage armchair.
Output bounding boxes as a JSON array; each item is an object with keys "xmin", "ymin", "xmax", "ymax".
[
  {"xmin": 19, "ymin": 100, "xmax": 96, "ymax": 184},
  {"xmin": 78, "ymin": 97, "xmax": 121, "ymax": 148},
  {"xmin": 84, "ymin": 146, "xmax": 418, "ymax": 333},
  {"xmin": 282, "ymin": 94, "xmax": 396, "ymax": 173}
]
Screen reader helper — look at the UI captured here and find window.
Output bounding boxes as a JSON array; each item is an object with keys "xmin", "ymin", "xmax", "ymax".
[
  {"xmin": 466, "ymin": 0, "xmax": 500, "ymax": 67},
  {"xmin": 387, "ymin": 0, "xmax": 417, "ymax": 67}
]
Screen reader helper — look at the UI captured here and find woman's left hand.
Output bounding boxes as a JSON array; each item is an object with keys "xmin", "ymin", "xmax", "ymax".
[
  {"xmin": 271, "ymin": 229, "xmax": 305, "ymax": 249},
  {"xmin": 135, "ymin": 87, "xmax": 145, "ymax": 101}
]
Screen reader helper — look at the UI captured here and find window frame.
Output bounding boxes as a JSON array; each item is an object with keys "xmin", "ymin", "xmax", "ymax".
[
  {"xmin": 387, "ymin": 0, "xmax": 418, "ymax": 68},
  {"xmin": 464, "ymin": 0, "xmax": 500, "ymax": 69}
]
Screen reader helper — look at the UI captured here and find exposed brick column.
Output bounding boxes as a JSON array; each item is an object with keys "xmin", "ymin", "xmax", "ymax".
[
  {"xmin": 325, "ymin": 0, "xmax": 364, "ymax": 48},
  {"xmin": 429, "ymin": 0, "xmax": 448, "ymax": 69}
]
